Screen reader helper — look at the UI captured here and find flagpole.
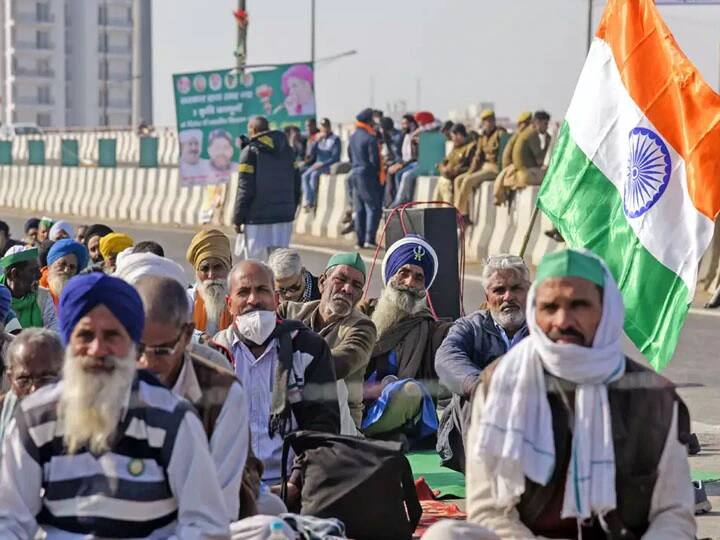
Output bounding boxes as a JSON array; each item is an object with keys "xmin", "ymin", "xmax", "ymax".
[{"xmin": 519, "ymin": 3, "xmax": 594, "ymax": 259}]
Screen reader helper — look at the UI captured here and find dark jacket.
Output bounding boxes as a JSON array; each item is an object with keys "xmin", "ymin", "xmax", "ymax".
[
  {"xmin": 214, "ymin": 319, "xmax": 341, "ymax": 437},
  {"xmin": 348, "ymin": 126, "xmax": 381, "ymax": 186},
  {"xmin": 435, "ymin": 310, "xmax": 529, "ymax": 472},
  {"xmin": 233, "ymin": 130, "xmax": 301, "ymax": 226},
  {"xmin": 435, "ymin": 310, "xmax": 529, "ymax": 398}
]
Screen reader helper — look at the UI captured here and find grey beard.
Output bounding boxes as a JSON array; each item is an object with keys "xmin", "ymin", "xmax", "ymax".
[
  {"xmin": 372, "ymin": 283, "xmax": 426, "ymax": 336},
  {"xmin": 198, "ymin": 279, "xmax": 227, "ymax": 324},
  {"xmin": 48, "ymin": 272, "xmax": 70, "ymax": 296},
  {"xmin": 490, "ymin": 307, "xmax": 526, "ymax": 332}
]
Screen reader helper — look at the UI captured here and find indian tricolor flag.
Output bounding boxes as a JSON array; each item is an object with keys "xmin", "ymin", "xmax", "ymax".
[{"xmin": 538, "ymin": 0, "xmax": 720, "ymax": 370}]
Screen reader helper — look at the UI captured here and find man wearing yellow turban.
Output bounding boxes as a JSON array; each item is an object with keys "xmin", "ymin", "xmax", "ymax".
[
  {"xmin": 186, "ymin": 229, "xmax": 234, "ymax": 339},
  {"xmin": 98, "ymin": 233, "xmax": 134, "ymax": 273}
]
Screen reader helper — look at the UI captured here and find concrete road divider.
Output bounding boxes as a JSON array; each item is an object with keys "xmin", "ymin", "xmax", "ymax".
[{"xmin": 0, "ymin": 165, "xmax": 715, "ymax": 284}]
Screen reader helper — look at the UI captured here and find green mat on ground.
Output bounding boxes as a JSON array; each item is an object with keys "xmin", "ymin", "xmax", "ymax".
[
  {"xmin": 407, "ymin": 455, "xmax": 716, "ymax": 497},
  {"xmin": 407, "ymin": 450, "xmax": 465, "ymax": 499},
  {"xmin": 692, "ymin": 468, "xmax": 720, "ymax": 482}
]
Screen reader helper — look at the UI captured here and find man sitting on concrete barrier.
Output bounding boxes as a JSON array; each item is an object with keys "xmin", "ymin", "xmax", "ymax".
[
  {"xmin": 511, "ymin": 110, "xmax": 552, "ymax": 188},
  {"xmin": 233, "ymin": 116, "xmax": 301, "ymax": 261},
  {"xmin": 279, "ymin": 252, "xmax": 376, "ymax": 433},
  {"xmin": 494, "ymin": 111, "xmax": 533, "ymax": 206},
  {"xmin": 268, "ymin": 248, "xmax": 321, "ymax": 303},
  {"xmin": 432, "ymin": 123, "xmax": 476, "ymax": 204},
  {"xmin": 187, "ymin": 229, "xmax": 234, "ymax": 339},
  {"xmin": 135, "ymin": 275, "xmax": 248, "ymax": 521},
  {"xmin": 430, "ymin": 249, "xmax": 695, "ymax": 539},
  {"xmin": 301, "ymin": 118, "xmax": 341, "ymax": 212},
  {"xmin": 1, "ymin": 246, "xmax": 57, "ymax": 331},
  {"xmin": 435, "ymin": 254, "xmax": 530, "ymax": 472},
  {"xmin": 359, "ymin": 235, "xmax": 451, "ymax": 443},
  {"xmin": 42, "ymin": 239, "xmax": 88, "ymax": 306},
  {"xmin": 452, "ymin": 110, "xmax": 507, "ymax": 224},
  {"xmin": 98, "ymin": 231, "xmax": 134, "ymax": 273},
  {"xmin": 386, "ymin": 114, "xmax": 419, "ymax": 208}
]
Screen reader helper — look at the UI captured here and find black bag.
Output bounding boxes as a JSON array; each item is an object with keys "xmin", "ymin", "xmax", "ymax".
[{"xmin": 281, "ymin": 430, "xmax": 423, "ymax": 540}]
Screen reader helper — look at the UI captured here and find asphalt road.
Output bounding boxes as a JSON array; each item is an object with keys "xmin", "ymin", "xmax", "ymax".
[{"xmin": 4, "ymin": 213, "xmax": 720, "ymax": 428}]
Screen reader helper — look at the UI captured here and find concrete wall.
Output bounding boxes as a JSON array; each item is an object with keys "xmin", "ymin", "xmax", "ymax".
[{"xmin": 1, "ymin": 164, "xmax": 718, "ymax": 289}]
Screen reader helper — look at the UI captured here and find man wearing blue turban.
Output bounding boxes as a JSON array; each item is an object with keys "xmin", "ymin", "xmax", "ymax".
[
  {"xmin": 359, "ymin": 234, "xmax": 452, "ymax": 442},
  {"xmin": 0, "ymin": 273, "xmax": 230, "ymax": 539},
  {"xmin": 42, "ymin": 238, "xmax": 89, "ymax": 307}
]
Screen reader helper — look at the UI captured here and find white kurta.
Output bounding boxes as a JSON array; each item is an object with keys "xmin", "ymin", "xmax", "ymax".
[{"xmin": 234, "ymin": 222, "xmax": 293, "ymax": 261}]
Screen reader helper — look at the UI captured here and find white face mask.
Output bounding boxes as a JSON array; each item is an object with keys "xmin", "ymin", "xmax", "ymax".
[{"xmin": 235, "ymin": 310, "xmax": 277, "ymax": 345}]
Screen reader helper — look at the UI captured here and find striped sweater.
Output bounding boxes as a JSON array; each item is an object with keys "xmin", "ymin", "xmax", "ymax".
[{"xmin": 0, "ymin": 369, "xmax": 230, "ymax": 540}]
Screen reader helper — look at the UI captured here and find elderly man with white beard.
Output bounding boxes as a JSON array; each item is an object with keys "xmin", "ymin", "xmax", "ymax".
[
  {"xmin": 435, "ymin": 254, "xmax": 531, "ymax": 473},
  {"xmin": 41, "ymin": 238, "xmax": 88, "ymax": 306},
  {"xmin": 187, "ymin": 229, "xmax": 234, "ymax": 340},
  {"xmin": 279, "ymin": 252, "xmax": 377, "ymax": 433},
  {"xmin": 0, "ymin": 273, "xmax": 230, "ymax": 540},
  {"xmin": 358, "ymin": 235, "xmax": 451, "ymax": 443}
]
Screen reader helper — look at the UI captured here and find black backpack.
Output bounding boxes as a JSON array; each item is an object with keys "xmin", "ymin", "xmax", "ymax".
[{"xmin": 281, "ymin": 430, "xmax": 423, "ymax": 540}]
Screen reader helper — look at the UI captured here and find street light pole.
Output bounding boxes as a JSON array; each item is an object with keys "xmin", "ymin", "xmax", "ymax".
[
  {"xmin": 236, "ymin": 0, "xmax": 247, "ymax": 73},
  {"xmin": 311, "ymin": 0, "xmax": 316, "ymax": 66}
]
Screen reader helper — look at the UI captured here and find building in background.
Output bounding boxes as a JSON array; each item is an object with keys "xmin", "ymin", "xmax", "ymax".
[{"xmin": 0, "ymin": 0, "xmax": 152, "ymax": 129}]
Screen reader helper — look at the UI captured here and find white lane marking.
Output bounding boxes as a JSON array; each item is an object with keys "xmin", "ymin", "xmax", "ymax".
[{"xmin": 692, "ymin": 421, "xmax": 720, "ymax": 435}]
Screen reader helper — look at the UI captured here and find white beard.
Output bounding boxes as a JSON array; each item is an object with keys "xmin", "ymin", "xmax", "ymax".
[
  {"xmin": 60, "ymin": 346, "xmax": 137, "ymax": 455},
  {"xmin": 371, "ymin": 282, "xmax": 426, "ymax": 337},
  {"xmin": 490, "ymin": 306, "xmax": 526, "ymax": 332},
  {"xmin": 198, "ymin": 279, "xmax": 227, "ymax": 326},
  {"xmin": 48, "ymin": 271, "xmax": 70, "ymax": 297}
]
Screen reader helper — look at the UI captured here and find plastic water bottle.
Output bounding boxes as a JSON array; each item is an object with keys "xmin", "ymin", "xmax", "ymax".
[{"xmin": 267, "ymin": 519, "xmax": 287, "ymax": 539}]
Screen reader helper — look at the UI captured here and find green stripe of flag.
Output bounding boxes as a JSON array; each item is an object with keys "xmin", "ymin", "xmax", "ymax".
[{"xmin": 537, "ymin": 122, "xmax": 689, "ymax": 371}]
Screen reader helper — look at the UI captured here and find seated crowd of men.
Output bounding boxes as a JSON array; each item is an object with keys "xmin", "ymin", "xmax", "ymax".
[{"xmin": 0, "ymin": 216, "xmax": 698, "ymax": 539}]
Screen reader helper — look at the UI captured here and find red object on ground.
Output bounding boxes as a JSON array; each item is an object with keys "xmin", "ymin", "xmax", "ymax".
[
  {"xmin": 415, "ymin": 477, "xmax": 439, "ymax": 501},
  {"xmin": 413, "ymin": 500, "xmax": 466, "ymax": 538}
]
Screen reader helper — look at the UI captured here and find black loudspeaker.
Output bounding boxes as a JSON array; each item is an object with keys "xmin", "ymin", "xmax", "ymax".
[{"xmin": 383, "ymin": 207, "xmax": 460, "ymax": 319}]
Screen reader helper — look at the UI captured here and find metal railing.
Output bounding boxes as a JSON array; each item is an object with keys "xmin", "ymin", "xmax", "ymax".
[
  {"xmin": 13, "ymin": 68, "xmax": 55, "ymax": 78},
  {"xmin": 13, "ymin": 12, "xmax": 55, "ymax": 24}
]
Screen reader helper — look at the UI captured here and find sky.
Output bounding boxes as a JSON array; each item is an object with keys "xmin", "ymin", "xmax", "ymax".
[{"xmin": 152, "ymin": 0, "xmax": 720, "ymax": 127}]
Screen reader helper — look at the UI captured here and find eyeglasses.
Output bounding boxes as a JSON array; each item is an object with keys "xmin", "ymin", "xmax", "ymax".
[
  {"xmin": 12, "ymin": 373, "xmax": 58, "ymax": 391},
  {"xmin": 138, "ymin": 325, "xmax": 189, "ymax": 357},
  {"xmin": 277, "ymin": 282, "xmax": 303, "ymax": 296}
]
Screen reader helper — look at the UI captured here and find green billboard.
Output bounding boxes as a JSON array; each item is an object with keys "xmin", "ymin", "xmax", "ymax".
[{"xmin": 173, "ymin": 63, "xmax": 315, "ymax": 187}]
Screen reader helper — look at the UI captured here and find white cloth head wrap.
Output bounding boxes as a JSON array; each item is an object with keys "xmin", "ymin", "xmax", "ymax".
[
  {"xmin": 49, "ymin": 220, "xmax": 74, "ymax": 241},
  {"xmin": 474, "ymin": 251, "xmax": 625, "ymax": 521},
  {"xmin": 114, "ymin": 252, "xmax": 188, "ymax": 289}
]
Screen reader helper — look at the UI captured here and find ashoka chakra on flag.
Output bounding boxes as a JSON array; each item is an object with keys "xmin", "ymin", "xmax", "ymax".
[{"xmin": 624, "ymin": 127, "xmax": 672, "ymax": 219}]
